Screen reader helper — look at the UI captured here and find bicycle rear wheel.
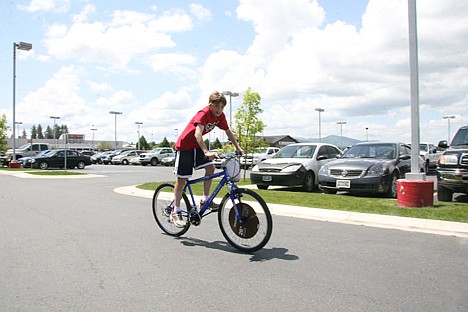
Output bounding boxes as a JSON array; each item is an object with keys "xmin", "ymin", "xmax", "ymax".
[
  {"xmin": 218, "ymin": 188, "xmax": 273, "ymax": 252},
  {"xmin": 152, "ymin": 183, "xmax": 190, "ymax": 236}
]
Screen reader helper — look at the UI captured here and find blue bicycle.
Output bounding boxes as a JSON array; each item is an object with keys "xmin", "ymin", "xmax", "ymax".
[{"xmin": 152, "ymin": 156, "xmax": 273, "ymax": 252}]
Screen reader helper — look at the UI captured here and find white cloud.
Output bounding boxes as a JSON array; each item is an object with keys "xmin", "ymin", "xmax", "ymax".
[
  {"xmin": 18, "ymin": 0, "xmax": 70, "ymax": 13},
  {"xmin": 146, "ymin": 53, "xmax": 197, "ymax": 77},
  {"xmin": 72, "ymin": 4, "xmax": 95, "ymax": 23},
  {"xmin": 190, "ymin": 3, "xmax": 212, "ymax": 23}
]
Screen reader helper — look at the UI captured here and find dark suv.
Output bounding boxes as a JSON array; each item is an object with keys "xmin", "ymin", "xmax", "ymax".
[{"xmin": 437, "ymin": 126, "xmax": 468, "ymax": 201}]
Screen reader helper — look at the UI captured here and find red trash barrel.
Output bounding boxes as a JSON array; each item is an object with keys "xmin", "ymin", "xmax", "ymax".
[
  {"xmin": 8, "ymin": 161, "xmax": 21, "ymax": 168},
  {"xmin": 397, "ymin": 179, "xmax": 434, "ymax": 208}
]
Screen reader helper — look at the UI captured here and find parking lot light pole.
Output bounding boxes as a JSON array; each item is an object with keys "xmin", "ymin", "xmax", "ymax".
[
  {"xmin": 109, "ymin": 111, "xmax": 122, "ymax": 150},
  {"xmin": 90, "ymin": 126, "xmax": 97, "ymax": 150},
  {"xmin": 50, "ymin": 116, "xmax": 60, "ymax": 148},
  {"xmin": 222, "ymin": 91, "xmax": 239, "ymax": 128},
  {"xmin": 12, "ymin": 41, "xmax": 32, "ymax": 163},
  {"xmin": 315, "ymin": 108, "xmax": 324, "ymax": 142},
  {"xmin": 135, "ymin": 122, "xmax": 143, "ymax": 150},
  {"xmin": 442, "ymin": 115, "xmax": 455, "ymax": 142},
  {"xmin": 336, "ymin": 121, "xmax": 346, "ymax": 149}
]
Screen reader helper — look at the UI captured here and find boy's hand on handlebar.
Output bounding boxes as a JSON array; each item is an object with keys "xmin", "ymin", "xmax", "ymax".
[{"xmin": 205, "ymin": 151, "xmax": 219, "ymax": 160}]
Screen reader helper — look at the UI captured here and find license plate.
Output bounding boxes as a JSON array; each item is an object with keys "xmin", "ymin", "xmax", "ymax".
[
  {"xmin": 262, "ymin": 175, "xmax": 272, "ymax": 182},
  {"xmin": 336, "ymin": 180, "xmax": 350, "ymax": 188}
]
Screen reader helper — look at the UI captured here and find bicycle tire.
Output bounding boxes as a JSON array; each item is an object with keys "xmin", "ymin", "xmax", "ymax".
[
  {"xmin": 152, "ymin": 183, "xmax": 190, "ymax": 236},
  {"xmin": 218, "ymin": 188, "xmax": 273, "ymax": 252}
]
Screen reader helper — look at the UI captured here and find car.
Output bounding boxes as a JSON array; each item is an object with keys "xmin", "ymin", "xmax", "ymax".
[
  {"xmin": 111, "ymin": 150, "xmax": 144, "ymax": 165},
  {"xmin": 160, "ymin": 155, "xmax": 176, "ymax": 166},
  {"xmin": 250, "ymin": 143, "xmax": 341, "ymax": 192},
  {"xmin": 90, "ymin": 151, "xmax": 113, "ymax": 164},
  {"xmin": 129, "ymin": 157, "xmax": 141, "ymax": 165},
  {"xmin": 30, "ymin": 149, "xmax": 92, "ymax": 170},
  {"xmin": 239, "ymin": 147, "xmax": 280, "ymax": 168},
  {"xmin": 102, "ymin": 150, "xmax": 126, "ymax": 165},
  {"xmin": 139, "ymin": 148, "xmax": 175, "ymax": 166},
  {"xmin": 318, "ymin": 142, "xmax": 424, "ymax": 198},
  {"xmin": 436, "ymin": 126, "xmax": 468, "ymax": 201},
  {"xmin": 22, "ymin": 150, "xmax": 54, "ymax": 168}
]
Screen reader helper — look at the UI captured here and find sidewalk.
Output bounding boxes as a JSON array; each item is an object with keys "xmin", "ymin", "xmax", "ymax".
[{"xmin": 114, "ymin": 185, "xmax": 468, "ymax": 238}]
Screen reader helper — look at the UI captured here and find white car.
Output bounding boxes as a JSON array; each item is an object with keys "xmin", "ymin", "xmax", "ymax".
[
  {"xmin": 250, "ymin": 143, "xmax": 341, "ymax": 192},
  {"xmin": 239, "ymin": 147, "xmax": 280, "ymax": 168}
]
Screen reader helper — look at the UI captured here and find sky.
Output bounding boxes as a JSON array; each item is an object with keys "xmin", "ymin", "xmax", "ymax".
[{"xmin": 0, "ymin": 0, "xmax": 467, "ymax": 146}]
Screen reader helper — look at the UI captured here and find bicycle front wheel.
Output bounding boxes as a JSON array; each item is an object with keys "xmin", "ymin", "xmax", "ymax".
[
  {"xmin": 152, "ymin": 183, "xmax": 190, "ymax": 236},
  {"xmin": 218, "ymin": 188, "xmax": 273, "ymax": 252}
]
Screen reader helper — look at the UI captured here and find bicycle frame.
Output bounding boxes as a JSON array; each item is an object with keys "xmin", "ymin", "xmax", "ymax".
[{"xmin": 182, "ymin": 166, "xmax": 240, "ymax": 220}]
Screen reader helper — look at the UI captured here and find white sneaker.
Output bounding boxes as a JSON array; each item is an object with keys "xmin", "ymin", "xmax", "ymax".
[{"xmin": 171, "ymin": 210, "xmax": 186, "ymax": 228}]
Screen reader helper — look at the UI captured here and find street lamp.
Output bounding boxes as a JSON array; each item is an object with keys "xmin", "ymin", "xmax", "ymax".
[
  {"xmin": 365, "ymin": 127, "xmax": 369, "ymax": 141},
  {"xmin": 50, "ymin": 116, "xmax": 60, "ymax": 148},
  {"xmin": 135, "ymin": 122, "xmax": 143, "ymax": 150},
  {"xmin": 222, "ymin": 91, "xmax": 239, "ymax": 128},
  {"xmin": 15, "ymin": 121, "xmax": 22, "ymax": 150},
  {"xmin": 315, "ymin": 108, "xmax": 324, "ymax": 142},
  {"xmin": 109, "ymin": 111, "xmax": 122, "ymax": 150},
  {"xmin": 442, "ymin": 115, "xmax": 455, "ymax": 142},
  {"xmin": 336, "ymin": 121, "xmax": 346, "ymax": 149},
  {"xmin": 12, "ymin": 41, "xmax": 32, "ymax": 163},
  {"xmin": 90, "ymin": 126, "xmax": 97, "ymax": 150}
]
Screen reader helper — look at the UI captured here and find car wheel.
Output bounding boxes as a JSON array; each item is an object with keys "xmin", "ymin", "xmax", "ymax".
[
  {"xmin": 77, "ymin": 161, "xmax": 85, "ymax": 169},
  {"xmin": 39, "ymin": 161, "xmax": 49, "ymax": 170},
  {"xmin": 302, "ymin": 171, "xmax": 315, "ymax": 192},
  {"xmin": 387, "ymin": 172, "xmax": 398, "ymax": 198},
  {"xmin": 257, "ymin": 185, "xmax": 269, "ymax": 190},
  {"xmin": 424, "ymin": 160, "xmax": 430, "ymax": 174},
  {"xmin": 122, "ymin": 159, "xmax": 129, "ymax": 165},
  {"xmin": 437, "ymin": 184, "xmax": 453, "ymax": 202},
  {"xmin": 142, "ymin": 163, "xmax": 147, "ymax": 166},
  {"xmin": 150, "ymin": 158, "xmax": 158, "ymax": 166}
]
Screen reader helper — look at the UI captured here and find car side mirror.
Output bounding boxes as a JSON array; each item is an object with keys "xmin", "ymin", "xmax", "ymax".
[
  {"xmin": 438, "ymin": 140, "xmax": 448, "ymax": 149},
  {"xmin": 317, "ymin": 155, "xmax": 328, "ymax": 160},
  {"xmin": 399, "ymin": 154, "xmax": 411, "ymax": 160}
]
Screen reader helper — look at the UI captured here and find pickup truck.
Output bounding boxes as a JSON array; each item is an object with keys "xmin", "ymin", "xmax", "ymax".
[
  {"xmin": 239, "ymin": 147, "xmax": 280, "ymax": 168},
  {"xmin": 437, "ymin": 126, "xmax": 468, "ymax": 201},
  {"xmin": 139, "ymin": 147, "xmax": 175, "ymax": 166},
  {"xmin": 4, "ymin": 143, "xmax": 50, "ymax": 162},
  {"xmin": 419, "ymin": 142, "xmax": 442, "ymax": 173}
]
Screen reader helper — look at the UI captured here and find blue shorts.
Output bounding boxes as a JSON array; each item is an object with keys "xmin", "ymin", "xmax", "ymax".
[{"xmin": 174, "ymin": 148, "xmax": 213, "ymax": 178}]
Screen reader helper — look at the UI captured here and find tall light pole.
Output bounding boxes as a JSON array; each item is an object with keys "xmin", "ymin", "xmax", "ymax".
[
  {"xmin": 442, "ymin": 115, "xmax": 455, "ymax": 142},
  {"xmin": 365, "ymin": 127, "xmax": 369, "ymax": 141},
  {"xmin": 222, "ymin": 91, "xmax": 239, "ymax": 128},
  {"xmin": 50, "ymin": 116, "xmax": 60, "ymax": 148},
  {"xmin": 12, "ymin": 41, "xmax": 32, "ymax": 163},
  {"xmin": 315, "ymin": 108, "xmax": 324, "ymax": 142},
  {"xmin": 15, "ymin": 121, "xmax": 22, "ymax": 150},
  {"xmin": 109, "ymin": 111, "xmax": 122, "ymax": 150},
  {"xmin": 90, "ymin": 126, "xmax": 97, "ymax": 150},
  {"xmin": 135, "ymin": 122, "xmax": 143, "ymax": 150},
  {"xmin": 336, "ymin": 121, "xmax": 346, "ymax": 149}
]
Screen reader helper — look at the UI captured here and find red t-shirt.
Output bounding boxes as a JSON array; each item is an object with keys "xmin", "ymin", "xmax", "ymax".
[{"xmin": 175, "ymin": 105, "xmax": 229, "ymax": 150}]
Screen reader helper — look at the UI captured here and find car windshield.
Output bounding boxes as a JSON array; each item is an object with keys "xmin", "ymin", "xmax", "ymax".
[
  {"xmin": 451, "ymin": 128, "xmax": 468, "ymax": 146},
  {"xmin": 273, "ymin": 145, "xmax": 316, "ymax": 159},
  {"xmin": 419, "ymin": 144, "xmax": 428, "ymax": 152},
  {"xmin": 342, "ymin": 144, "xmax": 396, "ymax": 159}
]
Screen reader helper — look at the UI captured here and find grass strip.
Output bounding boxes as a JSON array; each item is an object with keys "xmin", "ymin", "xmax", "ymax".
[{"xmin": 138, "ymin": 179, "xmax": 468, "ymax": 223}]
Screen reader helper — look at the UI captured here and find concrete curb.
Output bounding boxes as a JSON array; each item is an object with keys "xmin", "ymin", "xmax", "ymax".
[{"xmin": 114, "ymin": 185, "xmax": 468, "ymax": 238}]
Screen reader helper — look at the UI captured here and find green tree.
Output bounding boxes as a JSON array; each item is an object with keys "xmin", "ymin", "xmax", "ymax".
[
  {"xmin": 159, "ymin": 137, "xmax": 170, "ymax": 147},
  {"xmin": 212, "ymin": 138, "xmax": 223, "ymax": 149},
  {"xmin": 37, "ymin": 124, "xmax": 44, "ymax": 139},
  {"xmin": 45, "ymin": 126, "xmax": 53, "ymax": 139},
  {"xmin": 138, "ymin": 135, "xmax": 151, "ymax": 150},
  {"xmin": 234, "ymin": 87, "xmax": 266, "ymax": 154},
  {"xmin": 0, "ymin": 114, "xmax": 9, "ymax": 152},
  {"xmin": 31, "ymin": 125, "xmax": 37, "ymax": 139},
  {"xmin": 21, "ymin": 129, "xmax": 27, "ymax": 139}
]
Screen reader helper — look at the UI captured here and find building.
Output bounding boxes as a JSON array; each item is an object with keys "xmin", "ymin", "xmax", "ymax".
[{"xmin": 261, "ymin": 135, "xmax": 298, "ymax": 147}]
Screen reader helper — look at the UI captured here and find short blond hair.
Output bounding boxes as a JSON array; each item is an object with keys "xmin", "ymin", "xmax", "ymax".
[{"xmin": 209, "ymin": 91, "xmax": 227, "ymax": 106}]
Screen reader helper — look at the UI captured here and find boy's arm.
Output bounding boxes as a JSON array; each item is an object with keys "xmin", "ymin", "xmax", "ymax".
[
  {"xmin": 225, "ymin": 129, "xmax": 244, "ymax": 155},
  {"xmin": 195, "ymin": 124, "xmax": 218, "ymax": 160}
]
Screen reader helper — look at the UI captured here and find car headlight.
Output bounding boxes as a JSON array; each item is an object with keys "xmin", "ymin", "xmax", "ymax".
[
  {"xmin": 439, "ymin": 154, "xmax": 458, "ymax": 165},
  {"xmin": 251, "ymin": 165, "xmax": 259, "ymax": 172},
  {"xmin": 367, "ymin": 163, "xmax": 385, "ymax": 175},
  {"xmin": 319, "ymin": 164, "xmax": 329, "ymax": 175},
  {"xmin": 281, "ymin": 164, "xmax": 302, "ymax": 172}
]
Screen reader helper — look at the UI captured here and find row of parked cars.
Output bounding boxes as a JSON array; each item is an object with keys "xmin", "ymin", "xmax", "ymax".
[
  {"xmin": 249, "ymin": 141, "xmax": 426, "ymax": 199},
  {"xmin": 90, "ymin": 147, "xmax": 176, "ymax": 166}
]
